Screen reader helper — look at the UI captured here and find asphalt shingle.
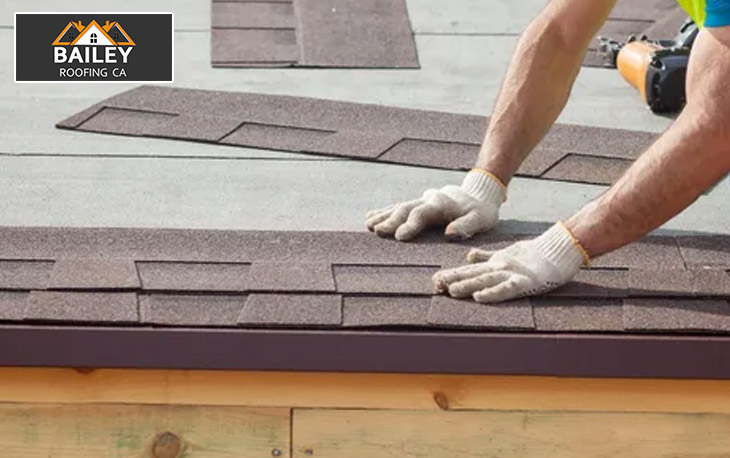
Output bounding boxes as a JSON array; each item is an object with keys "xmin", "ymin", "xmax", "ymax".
[
  {"xmin": 427, "ymin": 295, "xmax": 535, "ymax": 330},
  {"xmin": 48, "ymin": 259, "xmax": 140, "ymax": 290},
  {"xmin": 137, "ymin": 261, "xmax": 251, "ymax": 292},
  {"xmin": 0, "ymin": 260, "xmax": 54, "ymax": 290},
  {"xmin": 238, "ymin": 294, "xmax": 342, "ymax": 326},
  {"xmin": 342, "ymin": 296, "xmax": 430, "ymax": 327},
  {"xmin": 140, "ymin": 294, "xmax": 246, "ymax": 327},
  {"xmin": 334, "ymin": 264, "xmax": 437, "ymax": 295},
  {"xmin": 624, "ymin": 298, "xmax": 730, "ymax": 332},
  {"xmin": 58, "ymin": 86, "xmax": 664, "ymax": 187},
  {"xmin": 25, "ymin": 291, "xmax": 139, "ymax": 323}
]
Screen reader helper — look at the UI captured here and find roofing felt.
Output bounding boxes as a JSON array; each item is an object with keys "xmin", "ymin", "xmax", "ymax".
[
  {"xmin": 1, "ymin": 226, "xmax": 730, "ymax": 378},
  {"xmin": 210, "ymin": 0, "xmax": 419, "ymax": 68},
  {"xmin": 583, "ymin": 1, "xmax": 684, "ymax": 68},
  {"xmin": 57, "ymin": 86, "xmax": 659, "ymax": 186}
]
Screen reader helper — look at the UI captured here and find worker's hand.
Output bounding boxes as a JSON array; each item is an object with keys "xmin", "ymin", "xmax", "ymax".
[
  {"xmin": 366, "ymin": 170, "xmax": 506, "ymax": 241},
  {"xmin": 432, "ymin": 223, "xmax": 589, "ymax": 303}
]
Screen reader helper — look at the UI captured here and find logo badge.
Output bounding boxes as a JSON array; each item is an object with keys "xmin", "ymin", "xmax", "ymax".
[{"xmin": 15, "ymin": 13, "xmax": 173, "ymax": 83}]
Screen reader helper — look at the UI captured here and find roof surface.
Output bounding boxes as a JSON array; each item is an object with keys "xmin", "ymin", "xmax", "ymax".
[
  {"xmin": 5, "ymin": 0, "xmax": 727, "ymax": 379},
  {"xmin": 1, "ymin": 227, "xmax": 729, "ymax": 378}
]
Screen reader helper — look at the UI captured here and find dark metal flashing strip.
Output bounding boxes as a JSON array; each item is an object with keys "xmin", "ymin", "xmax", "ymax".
[{"xmin": 1, "ymin": 325, "xmax": 728, "ymax": 379}]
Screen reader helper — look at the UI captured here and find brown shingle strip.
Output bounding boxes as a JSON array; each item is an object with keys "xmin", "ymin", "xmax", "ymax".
[
  {"xmin": 211, "ymin": 29, "xmax": 300, "ymax": 66},
  {"xmin": 247, "ymin": 262, "xmax": 335, "ymax": 292},
  {"xmin": 296, "ymin": 0, "xmax": 419, "ymax": 68},
  {"xmin": 48, "ymin": 259, "xmax": 140, "ymax": 290},
  {"xmin": 628, "ymin": 268, "xmax": 730, "ymax": 297},
  {"xmin": 342, "ymin": 296, "xmax": 430, "ymax": 327},
  {"xmin": 0, "ymin": 260, "xmax": 54, "ymax": 290},
  {"xmin": 220, "ymin": 123, "xmax": 336, "ymax": 152},
  {"xmin": 676, "ymin": 235, "xmax": 730, "ymax": 268},
  {"xmin": 1, "ymin": 229, "xmax": 729, "ymax": 335},
  {"xmin": 427, "ymin": 296, "xmax": 534, "ymax": 330},
  {"xmin": 310, "ymin": 131, "xmax": 402, "ymax": 159},
  {"xmin": 378, "ymin": 139, "xmax": 477, "ymax": 171},
  {"xmin": 157, "ymin": 114, "xmax": 246, "ymax": 143},
  {"xmin": 0, "ymin": 228, "xmax": 693, "ymax": 271},
  {"xmin": 67, "ymin": 86, "xmax": 484, "ymax": 144},
  {"xmin": 546, "ymin": 269, "xmax": 628, "ymax": 298},
  {"xmin": 140, "ymin": 294, "xmax": 246, "ymax": 327},
  {"xmin": 693, "ymin": 269, "xmax": 730, "ymax": 295},
  {"xmin": 532, "ymin": 299, "xmax": 624, "ymax": 332},
  {"xmin": 211, "ymin": 0, "xmax": 418, "ymax": 68},
  {"xmin": 628, "ymin": 269, "xmax": 694, "ymax": 296},
  {"xmin": 55, "ymin": 103, "xmax": 106, "ymax": 129},
  {"xmin": 516, "ymin": 148, "xmax": 568, "ymax": 177},
  {"xmin": 0, "ymin": 227, "xmax": 467, "ymax": 265},
  {"xmin": 541, "ymin": 124, "xmax": 656, "ymax": 159},
  {"xmin": 238, "ymin": 294, "xmax": 342, "ymax": 326},
  {"xmin": 211, "ymin": 1, "xmax": 296, "ymax": 29},
  {"xmin": 0, "ymin": 292, "xmax": 28, "ymax": 321},
  {"xmin": 77, "ymin": 108, "xmax": 243, "ymax": 143},
  {"xmin": 137, "ymin": 262, "xmax": 251, "ymax": 292},
  {"xmin": 77, "ymin": 107, "xmax": 177, "ymax": 136},
  {"xmin": 624, "ymin": 298, "xmax": 730, "ymax": 332},
  {"xmin": 57, "ymin": 86, "xmax": 661, "ymax": 187},
  {"xmin": 593, "ymin": 236, "xmax": 685, "ymax": 269},
  {"xmin": 334, "ymin": 265, "xmax": 437, "ymax": 295},
  {"xmin": 541, "ymin": 155, "xmax": 632, "ymax": 186},
  {"xmin": 25, "ymin": 292, "xmax": 138, "ymax": 323}
]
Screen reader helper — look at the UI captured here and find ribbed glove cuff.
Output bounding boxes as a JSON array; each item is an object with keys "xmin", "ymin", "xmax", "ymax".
[
  {"xmin": 534, "ymin": 222, "xmax": 590, "ymax": 269},
  {"xmin": 461, "ymin": 169, "xmax": 506, "ymax": 204}
]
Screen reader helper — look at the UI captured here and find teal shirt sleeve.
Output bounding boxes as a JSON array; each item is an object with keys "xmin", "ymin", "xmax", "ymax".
[{"xmin": 706, "ymin": 0, "xmax": 730, "ymax": 27}]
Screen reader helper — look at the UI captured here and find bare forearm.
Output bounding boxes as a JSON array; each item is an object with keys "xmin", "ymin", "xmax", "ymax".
[
  {"xmin": 565, "ymin": 114, "xmax": 729, "ymax": 257},
  {"xmin": 476, "ymin": 0, "xmax": 616, "ymax": 184},
  {"xmin": 566, "ymin": 28, "xmax": 730, "ymax": 258}
]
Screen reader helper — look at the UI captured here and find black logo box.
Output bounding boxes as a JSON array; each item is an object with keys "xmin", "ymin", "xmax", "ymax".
[{"xmin": 15, "ymin": 13, "xmax": 173, "ymax": 83}]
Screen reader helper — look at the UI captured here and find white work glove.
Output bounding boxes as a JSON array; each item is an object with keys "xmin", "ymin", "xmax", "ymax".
[
  {"xmin": 432, "ymin": 222, "xmax": 590, "ymax": 303},
  {"xmin": 366, "ymin": 170, "xmax": 506, "ymax": 241}
]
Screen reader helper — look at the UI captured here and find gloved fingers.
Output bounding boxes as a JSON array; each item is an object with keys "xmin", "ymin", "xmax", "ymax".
[
  {"xmin": 466, "ymin": 248, "xmax": 497, "ymax": 263},
  {"xmin": 472, "ymin": 274, "xmax": 531, "ymax": 303},
  {"xmin": 447, "ymin": 270, "xmax": 512, "ymax": 298},
  {"xmin": 432, "ymin": 262, "xmax": 495, "ymax": 293},
  {"xmin": 373, "ymin": 199, "xmax": 422, "ymax": 237},
  {"xmin": 444, "ymin": 210, "xmax": 495, "ymax": 241},
  {"xmin": 365, "ymin": 204, "xmax": 398, "ymax": 219},
  {"xmin": 366, "ymin": 208, "xmax": 394, "ymax": 231},
  {"xmin": 394, "ymin": 203, "xmax": 444, "ymax": 241},
  {"xmin": 366, "ymin": 204, "xmax": 396, "ymax": 220}
]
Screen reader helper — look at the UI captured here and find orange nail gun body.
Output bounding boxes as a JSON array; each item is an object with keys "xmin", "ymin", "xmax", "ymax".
[{"xmin": 598, "ymin": 18, "xmax": 698, "ymax": 113}]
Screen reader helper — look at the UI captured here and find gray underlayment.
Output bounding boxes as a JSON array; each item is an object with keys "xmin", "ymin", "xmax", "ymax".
[{"xmin": 2, "ymin": 0, "xmax": 727, "ymax": 235}]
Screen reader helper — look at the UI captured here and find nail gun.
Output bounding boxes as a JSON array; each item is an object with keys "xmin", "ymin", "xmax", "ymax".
[{"xmin": 597, "ymin": 17, "xmax": 699, "ymax": 113}]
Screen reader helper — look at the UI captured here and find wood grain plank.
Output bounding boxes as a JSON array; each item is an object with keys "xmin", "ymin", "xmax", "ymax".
[
  {"xmin": 0, "ymin": 404, "xmax": 290, "ymax": 458},
  {"xmin": 293, "ymin": 409, "xmax": 730, "ymax": 458},
  {"xmin": 1, "ymin": 369, "xmax": 730, "ymax": 414}
]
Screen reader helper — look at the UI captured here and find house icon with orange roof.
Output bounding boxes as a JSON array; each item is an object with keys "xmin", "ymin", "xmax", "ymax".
[
  {"xmin": 52, "ymin": 20, "xmax": 135, "ymax": 46},
  {"xmin": 101, "ymin": 20, "xmax": 135, "ymax": 46}
]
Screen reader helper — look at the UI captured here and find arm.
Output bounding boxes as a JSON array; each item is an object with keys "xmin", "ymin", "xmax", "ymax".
[
  {"xmin": 565, "ymin": 25, "xmax": 730, "ymax": 257},
  {"xmin": 434, "ymin": 26, "xmax": 730, "ymax": 303},
  {"xmin": 366, "ymin": 0, "xmax": 615, "ymax": 241},
  {"xmin": 477, "ymin": 0, "xmax": 617, "ymax": 184}
]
